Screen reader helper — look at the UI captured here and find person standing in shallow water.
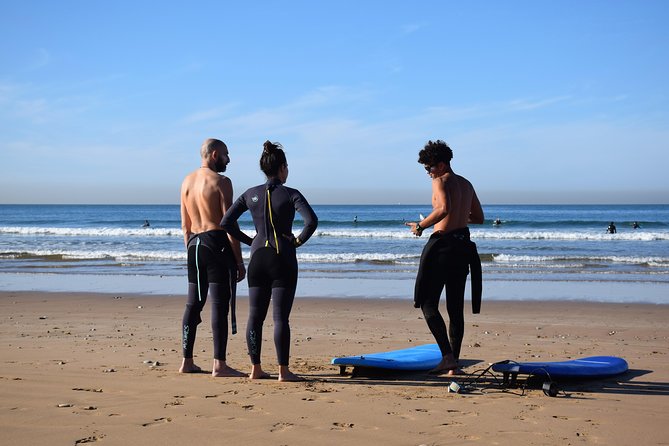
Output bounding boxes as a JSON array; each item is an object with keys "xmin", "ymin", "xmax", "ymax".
[
  {"xmin": 179, "ymin": 138, "xmax": 247, "ymax": 377},
  {"xmin": 222, "ymin": 140, "xmax": 318, "ymax": 382},
  {"xmin": 406, "ymin": 140, "xmax": 484, "ymax": 375}
]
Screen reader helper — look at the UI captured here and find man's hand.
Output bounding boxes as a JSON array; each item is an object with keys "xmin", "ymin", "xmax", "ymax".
[
  {"xmin": 236, "ymin": 263, "xmax": 246, "ymax": 282},
  {"xmin": 405, "ymin": 222, "xmax": 423, "ymax": 237}
]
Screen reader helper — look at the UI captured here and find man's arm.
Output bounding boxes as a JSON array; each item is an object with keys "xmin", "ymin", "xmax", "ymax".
[
  {"xmin": 406, "ymin": 178, "xmax": 448, "ymax": 235},
  {"xmin": 180, "ymin": 182, "xmax": 192, "ymax": 248},
  {"xmin": 422, "ymin": 178, "xmax": 449, "ymax": 227},
  {"xmin": 468, "ymin": 189, "xmax": 484, "ymax": 224},
  {"xmin": 418, "ymin": 178, "xmax": 449, "ymax": 229}
]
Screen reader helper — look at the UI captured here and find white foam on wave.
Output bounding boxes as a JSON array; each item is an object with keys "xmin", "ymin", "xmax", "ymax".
[
  {"xmin": 0, "ymin": 226, "xmax": 183, "ymax": 237},
  {"xmin": 297, "ymin": 252, "xmax": 418, "ymax": 263},
  {"xmin": 315, "ymin": 230, "xmax": 416, "ymax": 239},
  {"xmin": 0, "ymin": 248, "xmax": 187, "ymax": 261},
  {"xmin": 493, "ymin": 253, "xmax": 669, "ymax": 265},
  {"xmin": 3, "ymin": 226, "xmax": 667, "ymax": 241},
  {"xmin": 0, "ymin": 248, "xmax": 419, "ymax": 264},
  {"xmin": 471, "ymin": 229, "xmax": 669, "ymax": 241},
  {"xmin": 0, "ymin": 226, "xmax": 259, "ymax": 239},
  {"xmin": 4, "ymin": 246, "xmax": 667, "ymax": 267},
  {"xmin": 314, "ymin": 228, "xmax": 669, "ymax": 241}
]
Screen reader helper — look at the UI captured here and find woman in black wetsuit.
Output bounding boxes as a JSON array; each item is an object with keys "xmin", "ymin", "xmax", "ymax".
[{"xmin": 222, "ymin": 141, "xmax": 318, "ymax": 381}]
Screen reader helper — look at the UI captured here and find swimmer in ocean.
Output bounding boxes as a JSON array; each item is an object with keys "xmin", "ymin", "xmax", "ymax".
[{"xmin": 607, "ymin": 222, "xmax": 617, "ymax": 234}]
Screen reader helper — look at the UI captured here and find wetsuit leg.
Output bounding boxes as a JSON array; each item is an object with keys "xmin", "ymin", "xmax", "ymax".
[
  {"xmin": 182, "ymin": 282, "xmax": 208, "ymax": 359},
  {"xmin": 271, "ymin": 286, "xmax": 296, "ymax": 365},
  {"xmin": 247, "ymin": 248, "xmax": 277, "ymax": 365},
  {"xmin": 247, "ymin": 286, "xmax": 271, "ymax": 364},
  {"xmin": 183, "ymin": 237, "xmax": 210, "ymax": 359},
  {"xmin": 420, "ymin": 274, "xmax": 452, "ymax": 357},
  {"xmin": 203, "ymin": 237, "xmax": 233, "ymax": 362},
  {"xmin": 208, "ymin": 283, "xmax": 230, "ymax": 361},
  {"xmin": 444, "ymin": 269, "xmax": 467, "ymax": 361}
]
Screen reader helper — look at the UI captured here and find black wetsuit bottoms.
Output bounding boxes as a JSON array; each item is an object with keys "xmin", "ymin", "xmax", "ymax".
[
  {"xmin": 246, "ymin": 247, "xmax": 298, "ymax": 366},
  {"xmin": 182, "ymin": 230, "xmax": 236, "ymax": 361},
  {"xmin": 414, "ymin": 228, "xmax": 474, "ymax": 361}
]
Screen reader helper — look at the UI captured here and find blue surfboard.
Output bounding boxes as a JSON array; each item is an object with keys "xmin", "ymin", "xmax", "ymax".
[
  {"xmin": 492, "ymin": 356, "xmax": 628, "ymax": 379},
  {"xmin": 331, "ymin": 344, "xmax": 442, "ymax": 372}
]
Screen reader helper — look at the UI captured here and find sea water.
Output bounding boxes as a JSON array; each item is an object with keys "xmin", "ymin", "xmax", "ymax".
[{"xmin": 1, "ymin": 204, "xmax": 668, "ymax": 303}]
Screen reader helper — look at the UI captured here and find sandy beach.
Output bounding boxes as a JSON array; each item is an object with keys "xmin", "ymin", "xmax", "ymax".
[{"xmin": 1, "ymin": 291, "xmax": 668, "ymax": 445}]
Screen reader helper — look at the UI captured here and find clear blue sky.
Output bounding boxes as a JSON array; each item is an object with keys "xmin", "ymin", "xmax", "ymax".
[{"xmin": 1, "ymin": 1, "xmax": 668, "ymax": 204}]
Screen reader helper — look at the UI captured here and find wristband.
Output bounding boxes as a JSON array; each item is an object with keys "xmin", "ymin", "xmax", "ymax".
[{"xmin": 415, "ymin": 223, "xmax": 423, "ymax": 233}]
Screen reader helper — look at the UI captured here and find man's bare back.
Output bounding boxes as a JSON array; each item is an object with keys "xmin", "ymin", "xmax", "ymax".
[
  {"xmin": 431, "ymin": 172, "xmax": 484, "ymax": 233},
  {"xmin": 180, "ymin": 168, "xmax": 232, "ymax": 246}
]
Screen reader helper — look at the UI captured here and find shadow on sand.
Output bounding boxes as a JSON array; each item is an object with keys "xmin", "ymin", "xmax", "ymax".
[{"xmin": 311, "ymin": 362, "xmax": 669, "ymax": 398}]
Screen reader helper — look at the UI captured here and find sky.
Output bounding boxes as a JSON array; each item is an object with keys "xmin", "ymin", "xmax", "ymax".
[{"xmin": 1, "ymin": 1, "xmax": 668, "ymax": 205}]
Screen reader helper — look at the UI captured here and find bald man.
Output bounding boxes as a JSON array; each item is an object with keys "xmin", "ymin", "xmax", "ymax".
[{"xmin": 179, "ymin": 138, "xmax": 247, "ymax": 377}]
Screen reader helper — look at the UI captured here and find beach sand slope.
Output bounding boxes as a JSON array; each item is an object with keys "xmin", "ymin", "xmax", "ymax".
[{"xmin": 1, "ymin": 292, "xmax": 668, "ymax": 445}]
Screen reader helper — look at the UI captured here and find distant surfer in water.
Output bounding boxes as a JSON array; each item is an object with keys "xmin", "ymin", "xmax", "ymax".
[
  {"xmin": 607, "ymin": 222, "xmax": 617, "ymax": 234},
  {"xmin": 142, "ymin": 220, "xmax": 150, "ymax": 228},
  {"xmin": 179, "ymin": 138, "xmax": 247, "ymax": 377},
  {"xmin": 632, "ymin": 221, "xmax": 640, "ymax": 229},
  {"xmin": 406, "ymin": 140, "xmax": 484, "ymax": 375},
  {"xmin": 493, "ymin": 218, "xmax": 501, "ymax": 226},
  {"xmin": 222, "ymin": 141, "xmax": 318, "ymax": 382}
]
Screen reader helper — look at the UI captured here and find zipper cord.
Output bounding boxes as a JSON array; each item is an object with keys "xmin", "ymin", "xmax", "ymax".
[{"xmin": 265, "ymin": 188, "xmax": 280, "ymax": 254}]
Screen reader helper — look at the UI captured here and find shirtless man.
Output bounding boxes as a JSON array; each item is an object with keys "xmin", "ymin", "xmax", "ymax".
[
  {"xmin": 406, "ymin": 140, "xmax": 484, "ymax": 375},
  {"xmin": 179, "ymin": 138, "xmax": 247, "ymax": 377}
]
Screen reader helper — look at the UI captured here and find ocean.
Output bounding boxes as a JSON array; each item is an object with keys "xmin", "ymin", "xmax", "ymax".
[{"xmin": 1, "ymin": 204, "xmax": 668, "ymax": 303}]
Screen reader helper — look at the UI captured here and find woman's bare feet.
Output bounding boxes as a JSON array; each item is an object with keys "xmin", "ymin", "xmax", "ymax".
[
  {"xmin": 249, "ymin": 364, "xmax": 272, "ymax": 380},
  {"xmin": 278, "ymin": 366, "xmax": 304, "ymax": 382},
  {"xmin": 212, "ymin": 359, "xmax": 247, "ymax": 377},
  {"xmin": 179, "ymin": 358, "xmax": 202, "ymax": 373}
]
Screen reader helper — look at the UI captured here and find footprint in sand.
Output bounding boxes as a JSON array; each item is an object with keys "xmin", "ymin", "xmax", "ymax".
[
  {"xmin": 438, "ymin": 420, "xmax": 465, "ymax": 427},
  {"xmin": 75, "ymin": 434, "xmax": 104, "ymax": 444},
  {"xmin": 164, "ymin": 399, "xmax": 183, "ymax": 407},
  {"xmin": 142, "ymin": 417, "xmax": 172, "ymax": 427},
  {"xmin": 270, "ymin": 422, "xmax": 294, "ymax": 432},
  {"xmin": 331, "ymin": 422, "xmax": 354, "ymax": 430}
]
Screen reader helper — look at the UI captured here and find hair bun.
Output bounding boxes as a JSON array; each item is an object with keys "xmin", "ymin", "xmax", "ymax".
[{"xmin": 263, "ymin": 140, "xmax": 275, "ymax": 154}]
